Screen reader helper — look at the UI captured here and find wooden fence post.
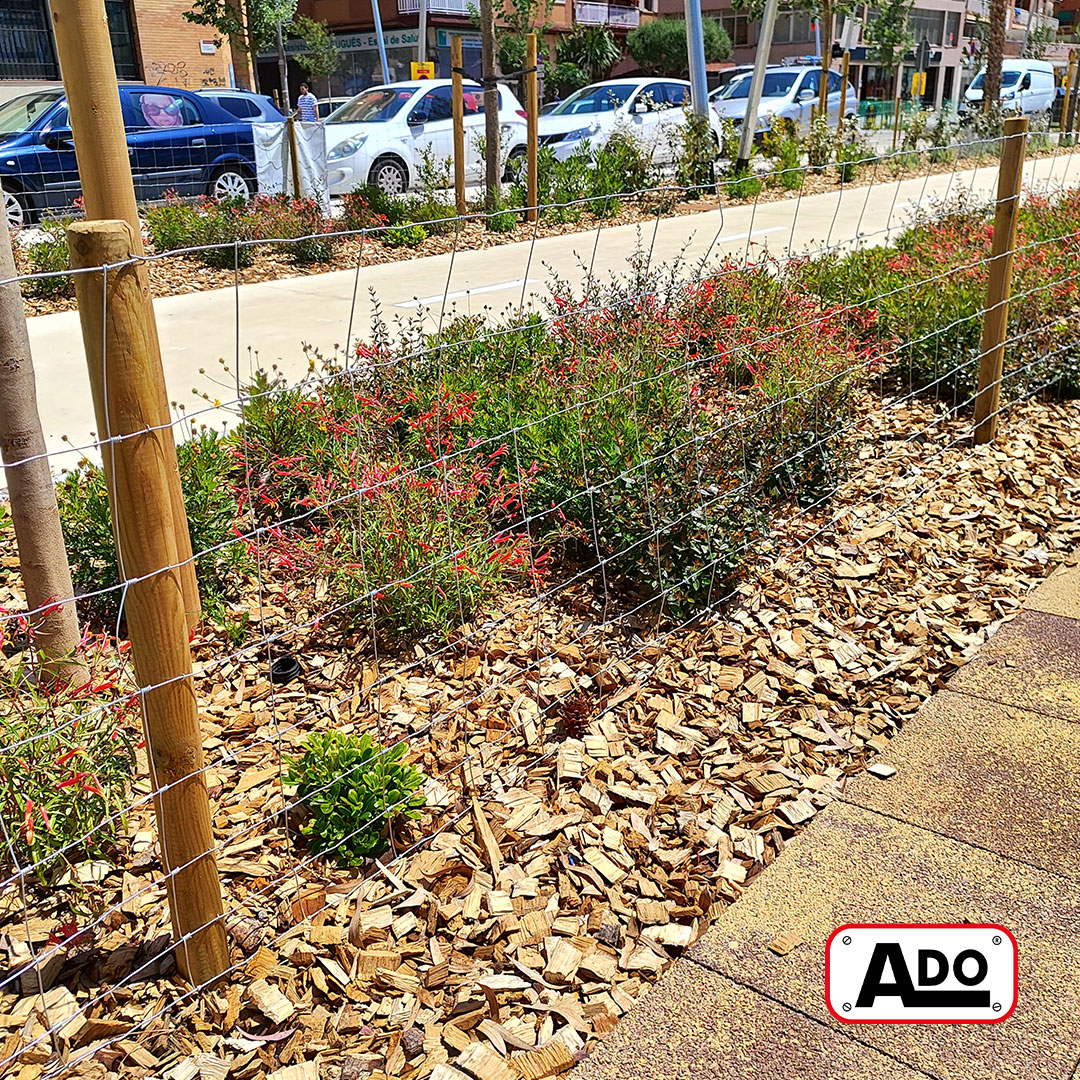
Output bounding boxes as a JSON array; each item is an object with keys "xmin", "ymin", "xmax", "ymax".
[
  {"xmin": 286, "ymin": 117, "xmax": 302, "ymax": 198},
  {"xmin": 47, "ymin": 0, "xmax": 200, "ymax": 629},
  {"xmin": 66, "ymin": 218, "xmax": 228, "ymax": 985},
  {"xmin": 451, "ymin": 36, "xmax": 467, "ymax": 217},
  {"xmin": 526, "ymin": 33, "xmax": 539, "ymax": 224},
  {"xmin": 837, "ymin": 50, "xmax": 850, "ymax": 133},
  {"xmin": 1061, "ymin": 50, "xmax": 1076, "ymax": 135},
  {"xmin": 974, "ymin": 116, "xmax": 1028, "ymax": 445}
]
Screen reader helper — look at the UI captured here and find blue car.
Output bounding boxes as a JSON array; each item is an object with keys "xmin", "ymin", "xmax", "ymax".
[{"xmin": 1, "ymin": 84, "xmax": 259, "ymax": 228}]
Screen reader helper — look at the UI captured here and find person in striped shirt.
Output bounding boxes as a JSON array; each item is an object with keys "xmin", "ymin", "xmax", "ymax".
[{"xmin": 295, "ymin": 83, "xmax": 318, "ymax": 123}]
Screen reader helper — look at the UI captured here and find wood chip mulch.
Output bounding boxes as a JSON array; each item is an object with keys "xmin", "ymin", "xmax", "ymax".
[{"xmin": 1, "ymin": 390, "xmax": 1078, "ymax": 1080}]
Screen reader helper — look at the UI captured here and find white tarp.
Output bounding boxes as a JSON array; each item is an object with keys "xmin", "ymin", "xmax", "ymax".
[{"xmin": 252, "ymin": 121, "xmax": 329, "ymax": 208}]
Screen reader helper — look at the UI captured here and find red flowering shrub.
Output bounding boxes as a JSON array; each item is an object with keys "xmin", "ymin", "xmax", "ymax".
[{"xmin": 0, "ymin": 631, "xmax": 140, "ymax": 884}]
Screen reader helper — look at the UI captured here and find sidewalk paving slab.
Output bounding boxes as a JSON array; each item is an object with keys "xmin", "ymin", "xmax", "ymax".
[
  {"xmin": 687, "ymin": 802, "xmax": 1080, "ymax": 1080},
  {"xmin": 844, "ymin": 689, "xmax": 1080, "ymax": 878},
  {"xmin": 573, "ymin": 955, "xmax": 933, "ymax": 1080},
  {"xmin": 946, "ymin": 609, "xmax": 1080, "ymax": 723},
  {"xmin": 1026, "ymin": 564, "xmax": 1080, "ymax": 621}
]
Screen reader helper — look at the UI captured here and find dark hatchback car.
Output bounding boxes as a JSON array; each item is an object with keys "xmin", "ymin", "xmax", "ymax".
[{"xmin": 1, "ymin": 84, "xmax": 259, "ymax": 228}]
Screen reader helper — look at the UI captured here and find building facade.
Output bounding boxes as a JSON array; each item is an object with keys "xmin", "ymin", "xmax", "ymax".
[{"xmin": 1, "ymin": 0, "xmax": 244, "ymax": 102}]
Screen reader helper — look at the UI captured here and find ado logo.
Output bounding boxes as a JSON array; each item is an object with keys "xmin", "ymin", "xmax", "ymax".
[{"xmin": 826, "ymin": 924, "xmax": 1017, "ymax": 1024}]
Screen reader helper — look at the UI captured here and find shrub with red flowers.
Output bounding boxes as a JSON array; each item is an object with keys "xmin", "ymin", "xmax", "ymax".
[
  {"xmin": 237, "ymin": 376, "xmax": 541, "ymax": 646},
  {"xmin": 0, "ymin": 631, "xmax": 140, "ymax": 884},
  {"xmin": 803, "ymin": 187, "xmax": 1080, "ymax": 401}
]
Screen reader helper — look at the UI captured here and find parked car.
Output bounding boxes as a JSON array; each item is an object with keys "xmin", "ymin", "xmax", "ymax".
[
  {"xmin": 325, "ymin": 80, "xmax": 528, "ymax": 196},
  {"xmin": 1, "ymin": 85, "xmax": 258, "ymax": 228},
  {"xmin": 962, "ymin": 59, "xmax": 1056, "ymax": 119},
  {"xmin": 196, "ymin": 87, "xmax": 286, "ymax": 122},
  {"xmin": 318, "ymin": 97, "xmax": 352, "ymax": 120},
  {"xmin": 711, "ymin": 64, "xmax": 858, "ymax": 134},
  {"xmin": 537, "ymin": 78, "xmax": 723, "ymax": 163}
]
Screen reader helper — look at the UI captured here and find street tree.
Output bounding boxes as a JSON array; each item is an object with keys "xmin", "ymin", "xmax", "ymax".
[
  {"xmin": 983, "ymin": 0, "xmax": 1007, "ymax": 110},
  {"xmin": 864, "ymin": 0, "xmax": 915, "ymax": 95},
  {"xmin": 183, "ymin": 0, "xmax": 298, "ymax": 91},
  {"xmin": 626, "ymin": 18, "xmax": 731, "ymax": 79},
  {"xmin": 290, "ymin": 15, "xmax": 340, "ymax": 98}
]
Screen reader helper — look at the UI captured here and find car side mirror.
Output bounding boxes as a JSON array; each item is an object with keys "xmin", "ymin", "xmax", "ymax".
[
  {"xmin": 798, "ymin": 88, "xmax": 815, "ymax": 102},
  {"xmin": 408, "ymin": 110, "xmax": 428, "ymax": 125},
  {"xmin": 632, "ymin": 100, "xmax": 649, "ymax": 114},
  {"xmin": 41, "ymin": 128, "xmax": 74, "ymax": 149}
]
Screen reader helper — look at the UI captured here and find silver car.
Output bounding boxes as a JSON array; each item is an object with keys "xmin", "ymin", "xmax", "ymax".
[{"xmin": 711, "ymin": 64, "xmax": 859, "ymax": 134}]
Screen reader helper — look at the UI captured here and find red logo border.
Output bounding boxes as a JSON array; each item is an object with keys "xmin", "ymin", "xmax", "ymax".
[{"xmin": 824, "ymin": 923, "xmax": 1018, "ymax": 1025}]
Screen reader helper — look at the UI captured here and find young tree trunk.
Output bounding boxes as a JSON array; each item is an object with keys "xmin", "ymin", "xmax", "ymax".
[
  {"xmin": 0, "ymin": 185, "xmax": 85, "ymax": 684},
  {"xmin": 480, "ymin": 0, "xmax": 501, "ymax": 210},
  {"xmin": 984, "ymin": 0, "xmax": 1007, "ymax": 112}
]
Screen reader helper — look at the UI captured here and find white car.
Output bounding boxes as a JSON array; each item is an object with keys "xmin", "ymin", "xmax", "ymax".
[
  {"xmin": 712, "ymin": 65, "xmax": 858, "ymax": 135},
  {"xmin": 963, "ymin": 60, "xmax": 1056, "ymax": 119},
  {"xmin": 325, "ymin": 80, "xmax": 528, "ymax": 196},
  {"xmin": 538, "ymin": 78, "xmax": 723, "ymax": 163}
]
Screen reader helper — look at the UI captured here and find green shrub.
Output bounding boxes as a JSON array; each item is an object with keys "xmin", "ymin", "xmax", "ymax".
[
  {"xmin": 721, "ymin": 169, "xmax": 763, "ymax": 201},
  {"xmin": 286, "ymin": 731, "xmax": 426, "ymax": 865},
  {"xmin": 345, "ymin": 183, "xmax": 410, "ymax": 227},
  {"xmin": 762, "ymin": 117, "xmax": 804, "ymax": 190},
  {"xmin": 0, "ymin": 636, "xmax": 140, "ymax": 885},
  {"xmin": 404, "ymin": 195, "xmax": 459, "ymax": 236},
  {"xmin": 383, "ymin": 222, "xmax": 428, "ymax": 247},
  {"xmin": 20, "ymin": 219, "xmax": 73, "ymax": 299},
  {"xmin": 57, "ymin": 428, "xmax": 248, "ymax": 623},
  {"xmin": 675, "ymin": 109, "xmax": 717, "ymax": 197},
  {"xmin": 144, "ymin": 196, "xmax": 200, "ymax": 254},
  {"xmin": 806, "ymin": 114, "xmax": 833, "ymax": 171},
  {"xmin": 484, "ymin": 201, "xmax": 519, "ymax": 233}
]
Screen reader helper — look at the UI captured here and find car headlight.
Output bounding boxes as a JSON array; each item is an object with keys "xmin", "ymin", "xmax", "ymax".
[
  {"xmin": 328, "ymin": 134, "xmax": 367, "ymax": 160},
  {"xmin": 559, "ymin": 126, "xmax": 596, "ymax": 142},
  {"xmin": 1004, "ymin": 90, "xmax": 1016, "ymax": 99}
]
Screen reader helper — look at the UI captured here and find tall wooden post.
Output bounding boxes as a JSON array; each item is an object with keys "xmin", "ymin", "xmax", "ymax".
[
  {"xmin": 817, "ymin": 2, "xmax": 832, "ymax": 122},
  {"xmin": 286, "ymin": 116, "xmax": 302, "ymax": 198},
  {"xmin": 47, "ymin": 0, "xmax": 200, "ymax": 629},
  {"xmin": 451, "ymin": 36, "xmax": 467, "ymax": 217},
  {"xmin": 526, "ymin": 33, "xmax": 539, "ymax": 223},
  {"xmin": 1067, "ymin": 53, "xmax": 1080, "ymax": 136},
  {"xmin": 974, "ymin": 116, "xmax": 1028, "ymax": 445},
  {"xmin": 66, "ymin": 219, "xmax": 228, "ymax": 986},
  {"xmin": 892, "ymin": 91, "xmax": 902, "ymax": 150},
  {"xmin": 837, "ymin": 50, "xmax": 850, "ymax": 133},
  {"xmin": 1061, "ymin": 50, "xmax": 1076, "ymax": 134},
  {"xmin": 480, "ymin": 0, "xmax": 500, "ymax": 211}
]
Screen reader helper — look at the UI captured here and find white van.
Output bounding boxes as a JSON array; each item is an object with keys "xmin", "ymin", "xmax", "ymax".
[{"xmin": 963, "ymin": 59, "xmax": 1056, "ymax": 118}]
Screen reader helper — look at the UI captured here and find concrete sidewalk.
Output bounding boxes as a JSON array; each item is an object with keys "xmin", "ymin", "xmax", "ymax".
[{"xmin": 576, "ymin": 563, "xmax": 1080, "ymax": 1080}]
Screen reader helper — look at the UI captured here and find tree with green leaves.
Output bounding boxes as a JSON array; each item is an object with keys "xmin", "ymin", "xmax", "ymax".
[
  {"xmin": 550, "ymin": 26, "xmax": 620, "ymax": 95},
  {"xmin": 290, "ymin": 15, "xmax": 340, "ymax": 97},
  {"xmin": 469, "ymin": 0, "xmax": 550, "ymax": 80},
  {"xmin": 183, "ymin": 0, "xmax": 297, "ymax": 90},
  {"xmin": 626, "ymin": 18, "xmax": 731, "ymax": 79},
  {"xmin": 865, "ymin": 0, "xmax": 914, "ymax": 78}
]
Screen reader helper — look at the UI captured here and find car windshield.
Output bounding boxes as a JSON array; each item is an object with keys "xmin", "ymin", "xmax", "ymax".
[
  {"xmin": 549, "ymin": 84, "xmax": 634, "ymax": 115},
  {"xmin": 969, "ymin": 70, "xmax": 1022, "ymax": 90},
  {"xmin": 719, "ymin": 72, "xmax": 799, "ymax": 100},
  {"xmin": 0, "ymin": 90, "xmax": 63, "ymax": 138},
  {"xmin": 329, "ymin": 87, "xmax": 415, "ymax": 123}
]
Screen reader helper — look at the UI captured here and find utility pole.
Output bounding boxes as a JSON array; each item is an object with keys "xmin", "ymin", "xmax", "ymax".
[
  {"xmin": 480, "ymin": 0, "xmax": 500, "ymax": 209},
  {"xmin": 684, "ymin": 0, "xmax": 710, "ymax": 118},
  {"xmin": 735, "ymin": 0, "xmax": 779, "ymax": 171},
  {"xmin": 418, "ymin": 0, "xmax": 429, "ymax": 64},
  {"xmin": 371, "ymin": 0, "xmax": 390, "ymax": 83}
]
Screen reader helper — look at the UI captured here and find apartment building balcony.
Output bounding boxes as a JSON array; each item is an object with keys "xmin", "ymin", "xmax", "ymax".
[
  {"xmin": 397, "ymin": 0, "xmax": 472, "ymax": 15},
  {"xmin": 574, "ymin": 2, "xmax": 641, "ymax": 28}
]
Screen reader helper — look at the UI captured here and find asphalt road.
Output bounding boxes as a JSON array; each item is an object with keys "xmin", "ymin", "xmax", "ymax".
[{"xmin": 25, "ymin": 148, "xmax": 1080, "ymax": 469}]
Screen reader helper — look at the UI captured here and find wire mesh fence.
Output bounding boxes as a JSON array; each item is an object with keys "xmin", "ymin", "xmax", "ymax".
[{"xmin": 2, "ymin": 124, "xmax": 1080, "ymax": 1080}]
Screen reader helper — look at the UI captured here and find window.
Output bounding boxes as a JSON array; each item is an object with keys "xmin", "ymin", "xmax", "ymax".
[
  {"xmin": 550, "ymin": 83, "xmax": 634, "ymax": 114},
  {"xmin": 0, "ymin": 0, "xmax": 58, "ymax": 80},
  {"xmin": 799, "ymin": 70, "xmax": 821, "ymax": 94},
  {"xmin": 661, "ymin": 82, "xmax": 691, "ymax": 107},
  {"xmin": 909, "ymin": 7, "xmax": 945, "ymax": 44},
  {"xmin": 773, "ymin": 9, "xmax": 812, "ymax": 43},
  {"xmin": 945, "ymin": 10, "xmax": 961, "ymax": 46},
  {"xmin": 636, "ymin": 83, "xmax": 670, "ymax": 110},
  {"xmin": 105, "ymin": 0, "xmax": 139, "ymax": 79},
  {"xmin": 128, "ymin": 92, "xmax": 202, "ymax": 129},
  {"xmin": 829, "ymin": 70, "xmax": 842, "ymax": 92},
  {"xmin": 719, "ymin": 12, "xmax": 750, "ymax": 46},
  {"xmin": 416, "ymin": 85, "xmax": 454, "ymax": 121},
  {"xmin": 215, "ymin": 96, "xmax": 260, "ymax": 119},
  {"xmin": 329, "ymin": 87, "xmax": 414, "ymax": 123},
  {"xmin": 718, "ymin": 71, "xmax": 799, "ymax": 99}
]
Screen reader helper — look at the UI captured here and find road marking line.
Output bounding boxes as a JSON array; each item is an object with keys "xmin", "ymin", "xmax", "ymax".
[
  {"xmin": 718, "ymin": 225, "xmax": 788, "ymax": 243},
  {"xmin": 399, "ymin": 278, "xmax": 536, "ymax": 307}
]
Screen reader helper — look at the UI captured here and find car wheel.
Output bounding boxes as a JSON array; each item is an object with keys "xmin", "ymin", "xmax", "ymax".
[
  {"xmin": 503, "ymin": 145, "xmax": 527, "ymax": 181},
  {"xmin": 3, "ymin": 186, "xmax": 31, "ymax": 230},
  {"xmin": 369, "ymin": 156, "xmax": 408, "ymax": 196},
  {"xmin": 209, "ymin": 166, "xmax": 252, "ymax": 201}
]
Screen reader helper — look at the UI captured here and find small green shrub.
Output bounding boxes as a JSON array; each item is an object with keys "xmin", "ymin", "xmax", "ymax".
[
  {"xmin": 20, "ymin": 219, "xmax": 73, "ymax": 299},
  {"xmin": 0, "ymin": 635, "xmax": 140, "ymax": 885},
  {"xmin": 762, "ymin": 117, "xmax": 804, "ymax": 190},
  {"xmin": 721, "ymin": 169, "xmax": 763, "ymax": 200},
  {"xmin": 144, "ymin": 195, "xmax": 199, "ymax": 253},
  {"xmin": 286, "ymin": 730, "xmax": 426, "ymax": 865},
  {"xmin": 484, "ymin": 201, "xmax": 520, "ymax": 233},
  {"xmin": 404, "ymin": 195, "xmax": 459, "ymax": 236},
  {"xmin": 383, "ymin": 222, "xmax": 428, "ymax": 247},
  {"xmin": 675, "ymin": 109, "xmax": 717, "ymax": 197},
  {"xmin": 806, "ymin": 114, "xmax": 833, "ymax": 171},
  {"xmin": 57, "ymin": 428, "xmax": 247, "ymax": 623},
  {"xmin": 340, "ymin": 186, "xmax": 391, "ymax": 232}
]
